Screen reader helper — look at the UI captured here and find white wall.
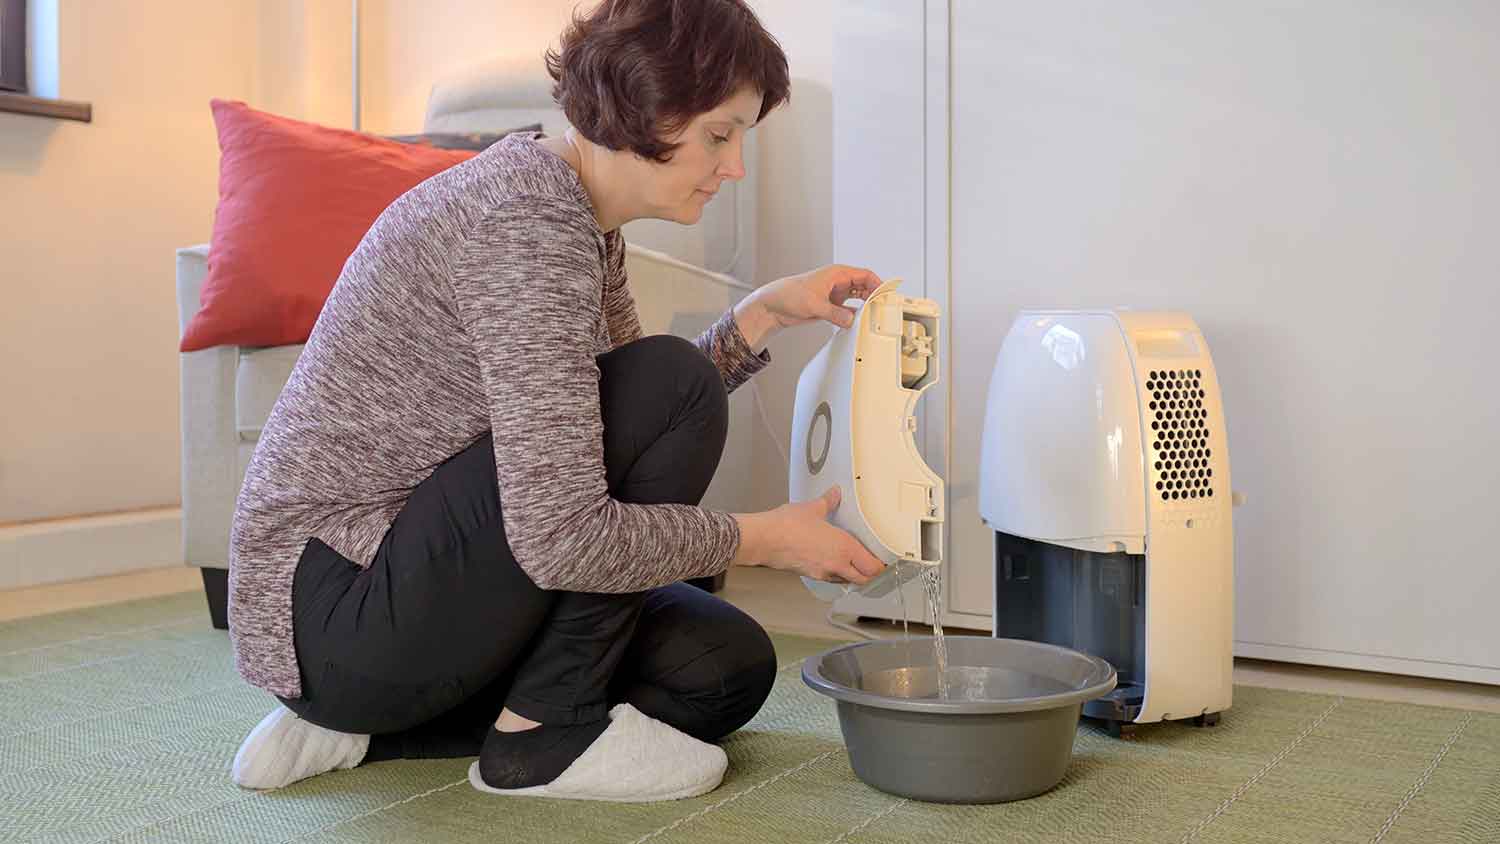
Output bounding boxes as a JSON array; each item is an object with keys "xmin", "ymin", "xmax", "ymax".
[
  {"xmin": 254, "ymin": 0, "xmax": 358, "ymax": 130},
  {"xmin": 357, "ymin": 0, "xmax": 577, "ymax": 135},
  {"xmin": 1, "ymin": 0, "xmax": 260, "ymax": 525},
  {"xmin": 737, "ymin": 0, "xmax": 835, "ymax": 513}
]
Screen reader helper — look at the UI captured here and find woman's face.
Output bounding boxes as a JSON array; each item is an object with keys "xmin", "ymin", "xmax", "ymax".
[{"xmin": 643, "ymin": 86, "xmax": 764, "ymax": 225}]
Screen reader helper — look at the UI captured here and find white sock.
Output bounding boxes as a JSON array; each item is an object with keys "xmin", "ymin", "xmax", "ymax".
[
  {"xmin": 231, "ymin": 706, "xmax": 370, "ymax": 790},
  {"xmin": 468, "ymin": 703, "xmax": 728, "ymax": 803}
]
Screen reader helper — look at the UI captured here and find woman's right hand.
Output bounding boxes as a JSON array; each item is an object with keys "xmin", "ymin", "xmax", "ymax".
[{"xmin": 732, "ymin": 486, "xmax": 887, "ymax": 585}]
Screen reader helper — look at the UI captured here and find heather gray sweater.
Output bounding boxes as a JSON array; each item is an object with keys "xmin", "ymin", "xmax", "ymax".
[{"xmin": 228, "ymin": 134, "xmax": 769, "ymax": 698}]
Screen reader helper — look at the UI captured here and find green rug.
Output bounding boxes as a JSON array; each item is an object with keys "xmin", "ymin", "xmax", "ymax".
[{"xmin": 2, "ymin": 592, "xmax": 1496, "ymax": 843}]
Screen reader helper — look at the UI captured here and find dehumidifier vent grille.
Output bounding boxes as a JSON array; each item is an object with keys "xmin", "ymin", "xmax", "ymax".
[{"xmin": 1145, "ymin": 368, "xmax": 1216, "ymax": 503}]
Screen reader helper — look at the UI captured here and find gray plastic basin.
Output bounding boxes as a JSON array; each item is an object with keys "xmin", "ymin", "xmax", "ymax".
[{"xmin": 802, "ymin": 636, "xmax": 1117, "ymax": 803}]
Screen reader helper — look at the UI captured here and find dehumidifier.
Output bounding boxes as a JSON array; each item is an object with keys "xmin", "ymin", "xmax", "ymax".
[{"xmin": 979, "ymin": 309, "xmax": 1236, "ymax": 736}]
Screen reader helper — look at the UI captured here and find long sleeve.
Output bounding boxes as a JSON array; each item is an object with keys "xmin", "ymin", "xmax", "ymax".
[
  {"xmin": 450, "ymin": 200, "xmax": 740, "ymax": 592},
  {"xmin": 600, "ymin": 230, "xmax": 645, "ymax": 347},
  {"xmin": 695, "ymin": 309, "xmax": 770, "ymax": 394},
  {"xmin": 600, "ymin": 230, "xmax": 770, "ymax": 393}
]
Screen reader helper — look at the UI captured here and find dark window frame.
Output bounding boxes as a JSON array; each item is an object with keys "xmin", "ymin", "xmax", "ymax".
[
  {"xmin": 0, "ymin": 1, "xmax": 91, "ymax": 122},
  {"xmin": 0, "ymin": 0, "xmax": 26, "ymax": 94}
]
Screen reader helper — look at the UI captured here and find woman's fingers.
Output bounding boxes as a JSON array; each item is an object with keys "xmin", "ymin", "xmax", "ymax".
[
  {"xmin": 801, "ymin": 489, "xmax": 888, "ymax": 586},
  {"xmin": 850, "ymin": 547, "xmax": 886, "ymax": 580},
  {"xmin": 825, "ymin": 303, "xmax": 857, "ymax": 328},
  {"xmin": 836, "ymin": 559, "xmax": 883, "ymax": 586},
  {"xmin": 822, "ymin": 265, "xmax": 876, "ymax": 328},
  {"xmin": 827, "ymin": 265, "xmax": 882, "ymax": 304},
  {"xmin": 818, "ymin": 485, "xmax": 842, "ymax": 516},
  {"xmin": 835, "ymin": 536, "xmax": 886, "ymax": 584}
]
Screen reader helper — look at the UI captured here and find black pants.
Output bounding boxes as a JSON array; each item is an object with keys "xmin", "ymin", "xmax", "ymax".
[{"xmin": 279, "ymin": 335, "xmax": 777, "ymax": 759}]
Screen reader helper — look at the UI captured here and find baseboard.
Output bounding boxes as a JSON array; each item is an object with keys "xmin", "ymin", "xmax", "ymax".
[
  {"xmin": 0, "ymin": 508, "xmax": 183, "ymax": 590},
  {"xmin": 1235, "ymin": 640, "xmax": 1500, "ymax": 687}
]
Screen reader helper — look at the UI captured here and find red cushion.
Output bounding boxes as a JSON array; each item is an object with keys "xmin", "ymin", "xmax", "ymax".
[{"xmin": 179, "ymin": 100, "xmax": 476, "ymax": 352}]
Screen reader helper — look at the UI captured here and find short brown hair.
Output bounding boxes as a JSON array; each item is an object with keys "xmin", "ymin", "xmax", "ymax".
[{"xmin": 546, "ymin": 0, "xmax": 790, "ymax": 162}]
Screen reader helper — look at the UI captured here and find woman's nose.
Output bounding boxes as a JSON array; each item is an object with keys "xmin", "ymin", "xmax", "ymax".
[{"xmin": 719, "ymin": 147, "xmax": 746, "ymax": 181}]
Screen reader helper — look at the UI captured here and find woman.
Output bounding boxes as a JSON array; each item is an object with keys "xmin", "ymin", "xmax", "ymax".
[{"xmin": 227, "ymin": 0, "xmax": 886, "ymax": 803}]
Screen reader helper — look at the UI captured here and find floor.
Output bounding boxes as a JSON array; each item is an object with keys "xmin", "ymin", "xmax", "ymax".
[{"xmin": 5, "ymin": 564, "xmax": 1499, "ymax": 715}]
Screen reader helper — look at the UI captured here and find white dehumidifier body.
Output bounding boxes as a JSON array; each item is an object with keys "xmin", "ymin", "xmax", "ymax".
[
  {"xmin": 980, "ymin": 309, "xmax": 1234, "ymax": 735},
  {"xmin": 789, "ymin": 279, "xmax": 945, "ymax": 603}
]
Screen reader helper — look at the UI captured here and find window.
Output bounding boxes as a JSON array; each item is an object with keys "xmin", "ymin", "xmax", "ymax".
[{"xmin": 0, "ymin": 0, "xmax": 25, "ymax": 94}]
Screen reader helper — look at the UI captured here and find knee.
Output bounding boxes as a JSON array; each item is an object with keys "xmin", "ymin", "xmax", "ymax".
[
  {"xmin": 639, "ymin": 333, "xmax": 708, "ymax": 371},
  {"xmin": 640, "ymin": 335, "xmax": 727, "ymax": 421},
  {"xmin": 699, "ymin": 620, "xmax": 778, "ymax": 740}
]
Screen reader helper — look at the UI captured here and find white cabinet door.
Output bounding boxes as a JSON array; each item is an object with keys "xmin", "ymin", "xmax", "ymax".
[
  {"xmin": 948, "ymin": 0, "xmax": 1500, "ymax": 683},
  {"xmin": 831, "ymin": 0, "xmax": 979, "ymax": 627}
]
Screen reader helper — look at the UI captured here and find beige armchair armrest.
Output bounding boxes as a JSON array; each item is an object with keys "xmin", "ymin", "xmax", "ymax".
[{"xmin": 176, "ymin": 244, "xmax": 238, "ymax": 570}]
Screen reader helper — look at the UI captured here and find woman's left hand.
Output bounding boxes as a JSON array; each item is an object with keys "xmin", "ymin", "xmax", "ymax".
[{"xmin": 736, "ymin": 265, "xmax": 883, "ymax": 348}]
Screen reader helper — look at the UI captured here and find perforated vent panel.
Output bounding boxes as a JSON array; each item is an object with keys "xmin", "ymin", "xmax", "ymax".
[{"xmin": 1146, "ymin": 368, "xmax": 1216, "ymax": 503}]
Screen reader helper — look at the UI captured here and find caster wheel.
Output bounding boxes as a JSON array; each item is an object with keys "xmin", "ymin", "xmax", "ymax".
[
  {"xmin": 1106, "ymin": 720, "xmax": 1138, "ymax": 740},
  {"xmin": 1192, "ymin": 712, "xmax": 1221, "ymax": 728}
]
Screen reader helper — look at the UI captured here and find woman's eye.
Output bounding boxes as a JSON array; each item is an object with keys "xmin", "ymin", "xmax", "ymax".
[{"xmin": 711, "ymin": 133, "xmax": 729, "ymax": 145}]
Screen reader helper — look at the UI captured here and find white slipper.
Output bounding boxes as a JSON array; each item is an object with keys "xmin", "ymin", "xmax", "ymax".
[
  {"xmin": 468, "ymin": 703, "xmax": 728, "ymax": 802},
  {"xmin": 231, "ymin": 706, "xmax": 369, "ymax": 790}
]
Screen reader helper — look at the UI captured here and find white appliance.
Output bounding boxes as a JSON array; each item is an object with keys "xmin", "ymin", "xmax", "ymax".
[
  {"xmin": 979, "ymin": 309, "xmax": 1234, "ymax": 733},
  {"xmin": 789, "ymin": 280, "xmax": 945, "ymax": 603}
]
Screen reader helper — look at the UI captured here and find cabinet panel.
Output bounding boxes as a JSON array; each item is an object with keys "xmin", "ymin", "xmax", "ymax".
[
  {"xmin": 830, "ymin": 0, "xmax": 946, "ymax": 625},
  {"xmin": 948, "ymin": 0, "xmax": 1499, "ymax": 680}
]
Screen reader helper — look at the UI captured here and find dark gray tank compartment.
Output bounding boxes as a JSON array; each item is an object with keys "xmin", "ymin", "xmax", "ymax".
[{"xmin": 992, "ymin": 532, "xmax": 1146, "ymax": 723}]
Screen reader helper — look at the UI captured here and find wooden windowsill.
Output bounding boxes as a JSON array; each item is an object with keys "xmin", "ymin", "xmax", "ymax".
[{"xmin": 0, "ymin": 90, "xmax": 92, "ymax": 122}]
